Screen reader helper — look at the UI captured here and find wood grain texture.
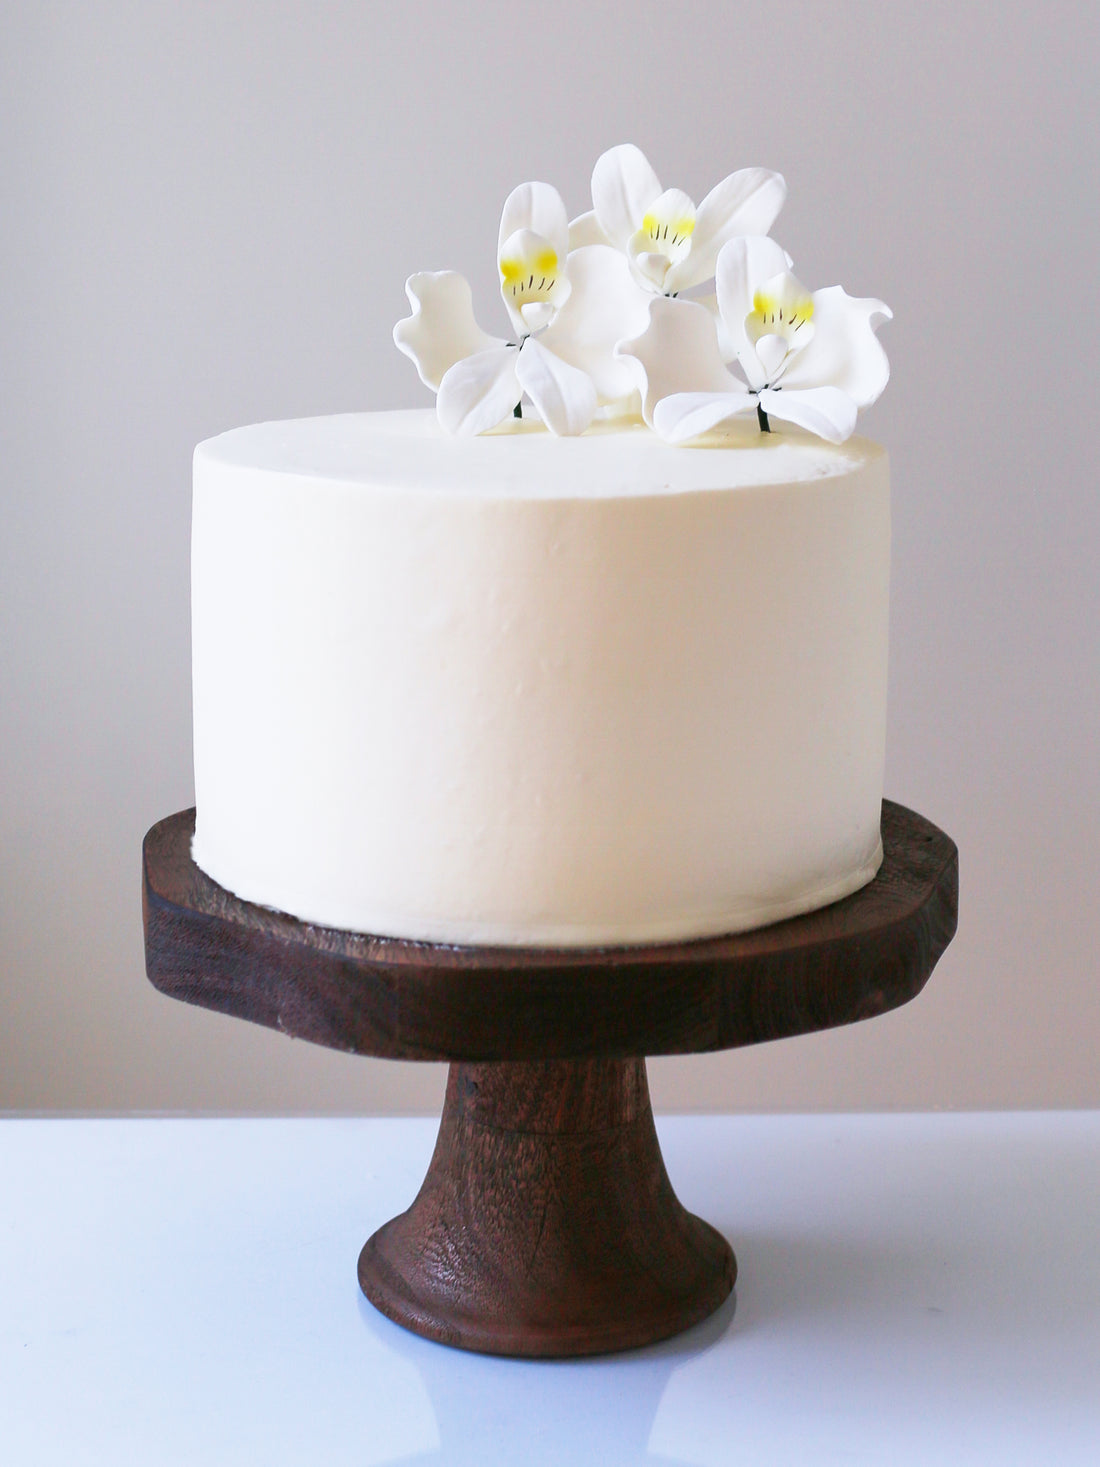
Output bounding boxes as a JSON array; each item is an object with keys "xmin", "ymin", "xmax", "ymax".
[
  {"xmin": 143, "ymin": 800, "xmax": 958, "ymax": 1063},
  {"xmin": 357, "ymin": 1058, "xmax": 736, "ymax": 1357}
]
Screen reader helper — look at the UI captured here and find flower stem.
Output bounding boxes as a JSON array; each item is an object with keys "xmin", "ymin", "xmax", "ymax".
[
  {"xmin": 513, "ymin": 401, "xmax": 523, "ymax": 419},
  {"xmin": 757, "ymin": 401, "xmax": 770, "ymax": 434}
]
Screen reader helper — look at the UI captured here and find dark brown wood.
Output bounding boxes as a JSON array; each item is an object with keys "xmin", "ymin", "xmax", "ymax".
[
  {"xmin": 143, "ymin": 800, "xmax": 958, "ymax": 1062},
  {"xmin": 358, "ymin": 1057, "xmax": 735, "ymax": 1357},
  {"xmin": 141, "ymin": 799, "xmax": 956, "ymax": 1356}
]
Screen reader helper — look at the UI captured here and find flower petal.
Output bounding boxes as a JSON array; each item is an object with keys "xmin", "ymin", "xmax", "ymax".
[
  {"xmin": 759, "ymin": 386, "xmax": 858, "ymax": 443},
  {"xmin": 567, "ymin": 210, "xmax": 612, "ymax": 251},
  {"xmin": 515, "ymin": 337, "xmax": 597, "ymax": 436},
  {"xmin": 519, "ymin": 301, "xmax": 556, "ymax": 331},
  {"xmin": 754, "ymin": 333, "xmax": 790, "ymax": 381},
  {"xmin": 591, "ymin": 143, "xmax": 662, "ymax": 250},
  {"xmin": 437, "ymin": 346, "xmax": 521, "ymax": 436},
  {"xmin": 539, "ymin": 245, "xmax": 653, "ymax": 403},
  {"xmin": 616, "ymin": 296, "xmax": 734, "ymax": 425},
  {"xmin": 631, "ymin": 252, "xmax": 673, "ymax": 291},
  {"xmin": 393, "ymin": 272, "xmax": 505, "ymax": 392},
  {"xmin": 715, "ymin": 236, "xmax": 794, "ymax": 389},
  {"xmin": 777, "ymin": 287, "xmax": 892, "ymax": 406},
  {"xmin": 666, "ymin": 168, "xmax": 787, "ymax": 292},
  {"xmin": 498, "ymin": 182, "xmax": 569, "ymax": 266},
  {"xmin": 691, "ymin": 294, "xmax": 738, "ymax": 361},
  {"xmin": 653, "ymin": 390, "xmax": 754, "ymax": 444},
  {"xmin": 626, "ymin": 185, "xmax": 697, "ymax": 291}
]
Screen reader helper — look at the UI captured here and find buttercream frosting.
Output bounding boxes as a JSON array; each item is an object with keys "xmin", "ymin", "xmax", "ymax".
[{"xmin": 191, "ymin": 409, "xmax": 889, "ymax": 947}]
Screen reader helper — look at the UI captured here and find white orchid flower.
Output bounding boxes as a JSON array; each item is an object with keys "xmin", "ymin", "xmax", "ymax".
[
  {"xmin": 394, "ymin": 181, "xmax": 650, "ymax": 436},
  {"xmin": 618, "ymin": 236, "xmax": 892, "ymax": 445},
  {"xmin": 569, "ymin": 143, "xmax": 787, "ymax": 298}
]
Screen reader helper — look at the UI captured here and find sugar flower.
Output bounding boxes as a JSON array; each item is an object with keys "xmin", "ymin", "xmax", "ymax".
[
  {"xmin": 569, "ymin": 143, "xmax": 787, "ymax": 296},
  {"xmin": 394, "ymin": 181, "xmax": 650, "ymax": 436},
  {"xmin": 619, "ymin": 236, "xmax": 892, "ymax": 444}
]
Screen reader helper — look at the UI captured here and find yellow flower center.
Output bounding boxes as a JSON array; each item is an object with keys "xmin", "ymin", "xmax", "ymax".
[
  {"xmin": 640, "ymin": 210, "xmax": 696, "ymax": 253},
  {"xmin": 747, "ymin": 288, "xmax": 814, "ymax": 345},
  {"xmin": 499, "ymin": 239, "xmax": 560, "ymax": 310}
]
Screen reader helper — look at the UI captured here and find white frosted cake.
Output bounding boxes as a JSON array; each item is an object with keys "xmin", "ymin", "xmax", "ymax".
[{"xmin": 191, "ymin": 409, "xmax": 889, "ymax": 947}]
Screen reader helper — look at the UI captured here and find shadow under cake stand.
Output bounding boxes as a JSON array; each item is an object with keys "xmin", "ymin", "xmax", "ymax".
[{"xmin": 142, "ymin": 799, "xmax": 957, "ymax": 1358}]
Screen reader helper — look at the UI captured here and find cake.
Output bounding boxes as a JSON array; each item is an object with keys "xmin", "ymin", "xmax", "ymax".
[
  {"xmin": 189, "ymin": 144, "xmax": 893, "ymax": 949},
  {"xmin": 191, "ymin": 410, "xmax": 889, "ymax": 947}
]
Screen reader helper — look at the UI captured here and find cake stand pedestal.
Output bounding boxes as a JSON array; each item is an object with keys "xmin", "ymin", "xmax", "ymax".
[{"xmin": 142, "ymin": 799, "xmax": 957, "ymax": 1357}]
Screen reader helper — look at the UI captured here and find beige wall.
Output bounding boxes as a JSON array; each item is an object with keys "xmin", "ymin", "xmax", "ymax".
[{"xmin": 2, "ymin": 1, "xmax": 1097, "ymax": 1115}]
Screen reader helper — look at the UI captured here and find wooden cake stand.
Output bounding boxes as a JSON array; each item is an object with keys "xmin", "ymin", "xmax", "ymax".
[{"xmin": 142, "ymin": 799, "xmax": 957, "ymax": 1358}]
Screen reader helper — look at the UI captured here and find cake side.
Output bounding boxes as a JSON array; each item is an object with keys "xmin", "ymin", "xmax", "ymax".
[{"xmin": 191, "ymin": 411, "xmax": 889, "ymax": 947}]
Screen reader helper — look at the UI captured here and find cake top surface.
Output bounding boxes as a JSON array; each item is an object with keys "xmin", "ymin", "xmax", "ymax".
[{"xmin": 196, "ymin": 409, "xmax": 884, "ymax": 501}]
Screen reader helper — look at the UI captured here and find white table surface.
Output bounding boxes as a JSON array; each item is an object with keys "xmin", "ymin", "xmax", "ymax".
[{"xmin": 1, "ymin": 1113, "xmax": 1097, "ymax": 1465}]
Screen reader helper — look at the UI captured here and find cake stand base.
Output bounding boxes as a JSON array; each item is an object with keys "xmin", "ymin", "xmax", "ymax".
[
  {"xmin": 143, "ymin": 800, "xmax": 958, "ymax": 1359},
  {"xmin": 358, "ymin": 1058, "xmax": 734, "ymax": 1357}
]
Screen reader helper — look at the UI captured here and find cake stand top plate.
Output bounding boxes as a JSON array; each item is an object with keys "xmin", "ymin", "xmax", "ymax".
[{"xmin": 142, "ymin": 800, "xmax": 957, "ymax": 1062}]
